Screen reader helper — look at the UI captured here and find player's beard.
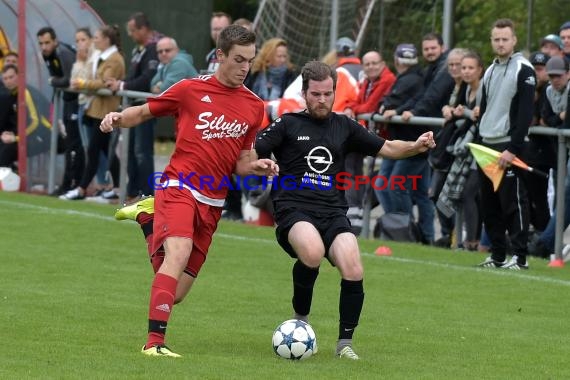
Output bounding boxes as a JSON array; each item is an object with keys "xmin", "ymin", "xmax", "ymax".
[{"xmin": 306, "ymin": 102, "xmax": 332, "ymax": 120}]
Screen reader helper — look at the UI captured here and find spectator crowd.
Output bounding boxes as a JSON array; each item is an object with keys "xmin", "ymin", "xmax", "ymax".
[{"xmin": 2, "ymin": 11, "xmax": 570, "ymax": 266}]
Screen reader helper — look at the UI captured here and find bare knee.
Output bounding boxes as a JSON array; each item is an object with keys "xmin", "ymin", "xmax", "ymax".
[
  {"xmin": 341, "ymin": 262, "xmax": 363, "ymax": 280},
  {"xmin": 300, "ymin": 250, "xmax": 324, "ymax": 268}
]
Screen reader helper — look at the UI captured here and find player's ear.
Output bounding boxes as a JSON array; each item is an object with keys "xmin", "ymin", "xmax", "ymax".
[{"xmin": 216, "ymin": 48, "xmax": 225, "ymax": 62}]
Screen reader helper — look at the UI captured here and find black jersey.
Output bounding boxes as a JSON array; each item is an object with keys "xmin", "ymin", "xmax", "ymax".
[{"xmin": 255, "ymin": 111, "xmax": 385, "ymax": 212}]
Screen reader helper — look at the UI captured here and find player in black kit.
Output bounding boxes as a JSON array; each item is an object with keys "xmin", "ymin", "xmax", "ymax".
[{"xmin": 255, "ymin": 61, "xmax": 435, "ymax": 360}]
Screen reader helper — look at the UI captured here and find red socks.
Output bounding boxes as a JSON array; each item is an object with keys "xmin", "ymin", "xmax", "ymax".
[{"xmin": 146, "ymin": 273, "xmax": 177, "ymax": 348}]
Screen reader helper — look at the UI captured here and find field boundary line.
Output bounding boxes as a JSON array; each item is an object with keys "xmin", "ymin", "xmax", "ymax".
[{"xmin": 6, "ymin": 199, "xmax": 569, "ymax": 287}]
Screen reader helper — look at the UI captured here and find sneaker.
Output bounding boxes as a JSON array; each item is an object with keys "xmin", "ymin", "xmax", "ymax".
[
  {"xmin": 337, "ymin": 346, "xmax": 359, "ymax": 360},
  {"xmin": 141, "ymin": 344, "xmax": 181, "ymax": 358},
  {"xmin": 58, "ymin": 188, "xmax": 85, "ymax": 200},
  {"xmin": 528, "ymin": 238, "xmax": 550, "ymax": 259},
  {"xmin": 101, "ymin": 189, "xmax": 119, "ymax": 200},
  {"xmin": 221, "ymin": 210, "xmax": 243, "ymax": 221},
  {"xmin": 501, "ymin": 255, "xmax": 529, "ymax": 270},
  {"xmin": 115, "ymin": 196, "xmax": 155, "ymax": 221},
  {"xmin": 563, "ymin": 245, "xmax": 570, "ymax": 262},
  {"xmin": 477, "ymin": 256, "xmax": 507, "ymax": 268}
]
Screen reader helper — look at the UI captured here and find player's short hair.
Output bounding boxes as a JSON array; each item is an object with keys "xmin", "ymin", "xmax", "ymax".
[
  {"xmin": 128, "ymin": 12, "xmax": 151, "ymax": 29},
  {"xmin": 301, "ymin": 60, "xmax": 337, "ymax": 92},
  {"xmin": 422, "ymin": 32, "xmax": 444, "ymax": 46},
  {"xmin": 492, "ymin": 18, "xmax": 516, "ymax": 36},
  {"xmin": 212, "ymin": 11, "xmax": 232, "ymax": 24},
  {"xmin": 37, "ymin": 26, "xmax": 57, "ymax": 40},
  {"xmin": 217, "ymin": 25, "xmax": 256, "ymax": 55},
  {"xmin": 2, "ymin": 64, "xmax": 18, "ymax": 74}
]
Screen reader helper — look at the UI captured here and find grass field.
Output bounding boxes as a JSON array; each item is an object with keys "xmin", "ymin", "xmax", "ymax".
[{"xmin": 1, "ymin": 191, "xmax": 569, "ymax": 379}]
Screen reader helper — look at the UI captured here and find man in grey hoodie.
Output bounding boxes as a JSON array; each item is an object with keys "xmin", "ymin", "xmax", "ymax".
[
  {"xmin": 151, "ymin": 37, "xmax": 198, "ymax": 94},
  {"xmin": 477, "ymin": 18, "xmax": 536, "ymax": 270}
]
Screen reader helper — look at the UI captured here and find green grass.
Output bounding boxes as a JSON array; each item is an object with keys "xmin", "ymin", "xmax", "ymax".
[{"xmin": 1, "ymin": 191, "xmax": 569, "ymax": 379}]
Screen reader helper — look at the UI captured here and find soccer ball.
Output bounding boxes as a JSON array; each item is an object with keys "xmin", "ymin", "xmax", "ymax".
[{"xmin": 272, "ymin": 319, "xmax": 317, "ymax": 360}]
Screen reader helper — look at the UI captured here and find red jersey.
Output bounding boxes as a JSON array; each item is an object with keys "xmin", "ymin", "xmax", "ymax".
[{"xmin": 148, "ymin": 75, "xmax": 264, "ymax": 205}]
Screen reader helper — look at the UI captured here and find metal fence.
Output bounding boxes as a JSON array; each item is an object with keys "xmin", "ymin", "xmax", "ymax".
[
  {"xmin": 44, "ymin": 92, "xmax": 569, "ymax": 264},
  {"xmin": 357, "ymin": 112, "xmax": 570, "ymax": 265},
  {"xmin": 49, "ymin": 88, "xmax": 154, "ymax": 203}
]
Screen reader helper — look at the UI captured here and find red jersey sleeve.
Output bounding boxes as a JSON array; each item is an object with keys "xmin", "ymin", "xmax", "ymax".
[
  {"xmin": 240, "ymin": 98, "xmax": 265, "ymax": 151},
  {"xmin": 147, "ymin": 79, "xmax": 188, "ymax": 117}
]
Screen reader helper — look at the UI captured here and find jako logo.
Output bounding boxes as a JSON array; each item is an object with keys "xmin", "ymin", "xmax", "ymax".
[{"xmin": 297, "ymin": 136, "xmax": 310, "ymax": 140}]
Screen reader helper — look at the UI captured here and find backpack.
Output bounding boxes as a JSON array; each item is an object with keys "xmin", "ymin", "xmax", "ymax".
[{"xmin": 374, "ymin": 212, "xmax": 421, "ymax": 243}]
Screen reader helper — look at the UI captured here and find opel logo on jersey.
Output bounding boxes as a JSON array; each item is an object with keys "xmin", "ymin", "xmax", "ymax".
[{"xmin": 304, "ymin": 146, "xmax": 333, "ymax": 174}]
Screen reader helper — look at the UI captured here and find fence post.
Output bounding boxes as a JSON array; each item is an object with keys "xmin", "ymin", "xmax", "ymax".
[
  {"xmin": 117, "ymin": 95, "xmax": 130, "ymax": 206},
  {"xmin": 552, "ymin": 133, "xmax": 567, "ymax": 264},
  {"xmin": 361, "ymin": 119, "xmax": 377, "ymax": 239},
  {"xmin": 47, "ymin": 91, "xmax": 60, "ymax": 194}
]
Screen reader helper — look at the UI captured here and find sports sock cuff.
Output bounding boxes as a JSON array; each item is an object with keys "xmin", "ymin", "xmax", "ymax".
[
  {"xmin": 341, "ymin": 279, "xmax": 363, "ymax": 294},
  {"xmin": 153, "ymin": 272, "xmax": 178, "ymax": 292},
  {"xmin": 149, "ymin": 319, "xmax": 167, "ymax": 334},
  {"xmin": 293, "ymin": 260, "xmax": 319, "ymax": 286}
]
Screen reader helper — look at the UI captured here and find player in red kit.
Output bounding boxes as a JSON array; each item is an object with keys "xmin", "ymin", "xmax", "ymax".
[{"xmin": 99, "ymin": 25, "xmax": 279, "ymax": 358}]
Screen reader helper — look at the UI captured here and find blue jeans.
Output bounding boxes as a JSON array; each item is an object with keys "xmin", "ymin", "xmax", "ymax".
[
  {"xmin": 374, "ymin": 156, "xmax": 434, "ymax": 241},
  {"xmin": 540, "ymin": 160, "xmax": 570, "ymax": 250},
  {"xmin": 127, "ymin": 118, "xmax": 156, "ymax": 197}
]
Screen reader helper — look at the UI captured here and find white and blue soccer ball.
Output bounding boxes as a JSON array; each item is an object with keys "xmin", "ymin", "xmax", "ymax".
[{"xmin": 272, "ymin": 319, "xmax": 317, "ymax": 360}]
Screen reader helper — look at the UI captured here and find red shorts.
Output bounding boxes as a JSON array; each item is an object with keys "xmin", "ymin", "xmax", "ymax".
[{"xmin": 151, "ymin": 187, "xmax": 223, "ymax": 277}]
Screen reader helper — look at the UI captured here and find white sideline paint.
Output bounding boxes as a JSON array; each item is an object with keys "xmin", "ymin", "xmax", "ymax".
[{"xmin": 3, "ymin": 199, "xmax": 570, "ymax": 288}]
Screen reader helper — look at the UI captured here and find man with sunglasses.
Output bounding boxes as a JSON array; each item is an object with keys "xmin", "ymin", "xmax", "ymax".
[{"xmin": 151, "ymin": 37, "xmax": 198, "ymax": 94}]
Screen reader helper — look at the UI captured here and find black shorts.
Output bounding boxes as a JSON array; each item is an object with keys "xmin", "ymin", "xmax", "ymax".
[{"xmin": 275, "ymin": 207, "xmax": 353, "ymax": 260}]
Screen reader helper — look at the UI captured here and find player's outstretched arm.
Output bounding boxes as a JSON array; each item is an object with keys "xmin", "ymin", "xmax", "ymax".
[
  {"xmin": 100, "ymin": 104, "xmax": 154, "ymax": 133},
  {"xmin": 378, "ymin": 131, "xmax": 435, "ymax": 159},
  {"xmin": 235, "ymin": 150, "xmax": 279, "ymax": 177}
]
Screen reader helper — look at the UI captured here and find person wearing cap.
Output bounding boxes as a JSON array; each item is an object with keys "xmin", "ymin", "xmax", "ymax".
[
  {"xmin": 542, "ymin": 56, "xmax": 569, "ymax": 127},
  {"xmin": 529, "ymin": 55, "xmax": 570, "ymax": 259},
  {"xmin": 330, "ymin": 37, "xmax": 364, "ymax": 233},
  {"xmin": 558, "ymin": 21, "xmax": 570, "ymax": 60},
  {"xmin": 477, "ymin": 19, "xmax": 535, "ymax": 270},
  {"xmin": 540, "ymin": 34, "xmax": 565, "ymax": 59},
  {"xmin": 332, "ymin": 37, "xmax": 361, "ymax": 114},
  {"xmin": 386, "ymin": 34, "xmax": 451, "ymax": 245},
  {"xmin": 401, "ymin": 33, "xmax": 454, "ymax": 121},
  {"xmin": 525, "ymin": 52, "xmax": 555, "ymax": 242},
  {"xmin": 375, "ymin": 43, "xmax": 434, "ymax": 243},
  {"xmin": 528, "ymin": 52, "xmax": 550, "ymax": 127}
]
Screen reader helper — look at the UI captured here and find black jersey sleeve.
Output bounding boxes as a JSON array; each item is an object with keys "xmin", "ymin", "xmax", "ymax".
[
  {"xmin": 345, "ymin": 118, "xmax": 385, "ymax": 156},
  {"xmin": 254, "ymin": 117, "xmax": 286, "ymax": 159}
]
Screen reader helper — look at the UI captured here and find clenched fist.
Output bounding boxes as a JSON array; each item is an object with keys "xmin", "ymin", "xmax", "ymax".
[{"xmin": 100, "ymin": 112, "xmax": 122, "ymax": 133}]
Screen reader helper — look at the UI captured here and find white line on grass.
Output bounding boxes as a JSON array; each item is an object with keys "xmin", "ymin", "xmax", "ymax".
[
  {"xmin": 6, "ymin": 199, "xmax": 570, "ymax": 287},
  {"xmin": 371, "ymin": 254, "xmax": 570, "ymax": 287},
  {"xmin": 0, "ymin": 200, "xmax": 114, "ymax": 221}
]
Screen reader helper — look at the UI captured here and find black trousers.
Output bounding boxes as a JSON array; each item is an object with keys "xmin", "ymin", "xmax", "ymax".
[
  {"xmin": 0, "ymin": 142, "xmax": 17, "ymax": 167},
  {"xmin": 79, "ymin": 117, "xmax": 120, "ymax": 189},
  {"xmin": 60, "ymin": 100, "xmax": 85, "ymax": 191},
  {"xmin": 479, "ymin": 165, "xmax": 530, "ymax": 261}
]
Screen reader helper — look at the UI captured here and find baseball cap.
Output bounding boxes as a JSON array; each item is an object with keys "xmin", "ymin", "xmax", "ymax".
[
  {"xmin": 529, "ymin": 52, "xmax": 549, "ymax": 66},
  {"xmin": 545, "ymin": 56, "xmax": 569, "ymax": 75},
  {"xmin": 335, "ymin": 37, "xmax": 356, "ymax": 56},
  {"xmin": 560, "ymin": 21, "xmax": 570, "ymax": 32},
  {"xmin": 541, "ymin": 34, "xmax": 564, "ymax": 50},
  {"xmin": 394, "ymin": 44, "xmax": 418, "ymax": 65}
]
